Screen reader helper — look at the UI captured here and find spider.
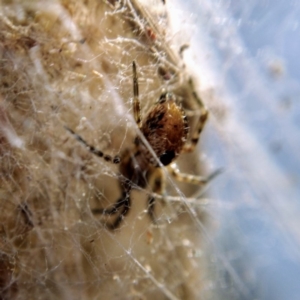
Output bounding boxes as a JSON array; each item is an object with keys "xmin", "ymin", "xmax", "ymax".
[{"xmin": 65, "ymin": 61, "xmax": 219, "ymax": 230}]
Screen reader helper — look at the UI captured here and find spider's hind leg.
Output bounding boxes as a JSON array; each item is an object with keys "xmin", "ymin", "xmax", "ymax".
[
  {"xmin": 147, "ymin": 168, "xmax": 165, "ymax": 224},
  {"xmin": 107, "ymin": 192, "xmax": 131, "ymax": 230},
  {"xmin": 182, "ymin": 79, "xmax": 209, "ymax": 153},
  {"xmin": 92, "ymin": 194, "xmax": 127, "ymax": 215},
  {"xmin": 92, "ymin": 183, "xmax": 132, "ymax": 230},
  {"xmin": 169, "ymin": 163, "xmax": 222, "ymax": 186}
]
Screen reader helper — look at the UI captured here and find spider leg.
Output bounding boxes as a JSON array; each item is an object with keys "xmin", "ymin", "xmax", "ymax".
[
  {"xmin": 92, "ymin": 192, "xmax": 128, "ymax": 215},
  {"xmin": 132, "ymin": 61, "xmax": 142, "ymax": 128},
  {"xmin": 92, "ymin": 182, "xmax": 132, "ymax": 230},
  {"xmin": 147, "ymin": 196, "xmax": 156, "ymax": 223},
  {"xmin": 147, "ymin": 168, "xmax": 165, "ymax": 223},
  {"xmin": 107, "ymin": 191, "xmax": 131, "ymax": 230},
  {"xmin": 65, "ymin": 126, "xmax": 120, "ymax": 164},
  {"xmin": 169, "ymin": 163, "xmax": 222, "ymax": 186},
  {"xmin": 182, "ymin": 79, "xmax": 209, "ymax": 153}
]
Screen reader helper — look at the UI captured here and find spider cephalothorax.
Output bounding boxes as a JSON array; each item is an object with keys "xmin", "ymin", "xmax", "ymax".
[{"xmin": 66, "ymin": 61, "xmax": 217, "ymax": 230}]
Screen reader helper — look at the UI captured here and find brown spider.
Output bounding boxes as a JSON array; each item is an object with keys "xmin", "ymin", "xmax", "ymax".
[{"xmin": 65, "ymin": 61, "xmax": 219, "ymax": 230}]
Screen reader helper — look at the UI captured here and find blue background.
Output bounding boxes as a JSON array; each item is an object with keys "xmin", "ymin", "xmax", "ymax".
[{"xmin": 181, "ymin": 0, "xmax": 300, "ymax": 299}]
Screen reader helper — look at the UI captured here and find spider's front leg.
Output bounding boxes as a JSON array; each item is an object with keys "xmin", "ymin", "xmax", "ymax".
[
  {"xmin": 64, "ymin": 126, "xmax": 121, "ymax": 163},
  {"xmin": 132, "ymin": 61, "xmax": 142, "ymax": 128}
]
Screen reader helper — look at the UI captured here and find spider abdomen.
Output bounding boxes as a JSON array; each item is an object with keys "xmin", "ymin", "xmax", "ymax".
[{"xmin": 141, "ymin": 95, "xmax": 189, "ymax": 166}]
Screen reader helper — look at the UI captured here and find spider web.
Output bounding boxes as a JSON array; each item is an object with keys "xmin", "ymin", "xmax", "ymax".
[
  {"xmin": 0, "ymin": 1, "xmax": 217, "ymax": 299},
  {"xmin": 1, "ymin": 0, "xmax": 299, "ymax": 300}
]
